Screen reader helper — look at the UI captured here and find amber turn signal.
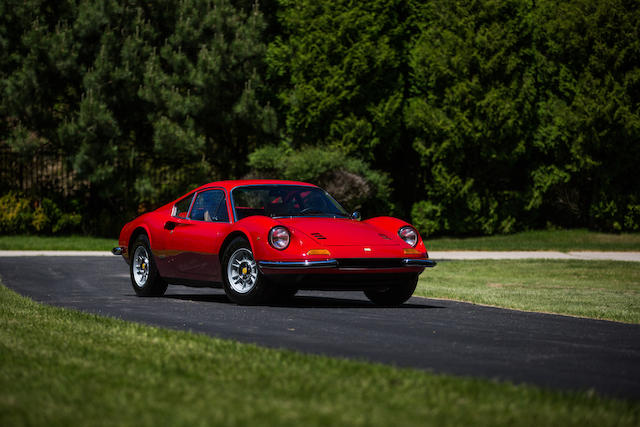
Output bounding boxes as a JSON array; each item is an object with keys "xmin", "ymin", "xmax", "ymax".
[
  {"xmin": 307, "ymin": 249, "xmax": 331, "ymax": 256},
  {"xmin": 403, "ymin": 248, "xmax": 421, "ymax": 255}
]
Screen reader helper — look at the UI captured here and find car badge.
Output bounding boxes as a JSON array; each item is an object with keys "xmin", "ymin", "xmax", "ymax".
[{"xmin": 363, "ymin": 247, "xmax": 371, "ymax": 252}]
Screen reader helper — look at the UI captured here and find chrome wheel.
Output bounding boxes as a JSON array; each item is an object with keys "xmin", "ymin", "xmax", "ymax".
[
  {"xmin": 132, "ymin": 245, "xmax": 150, "ymax": 288},
  {"xmin": 227, "ymin": 248, "xmax": 258, "ymax": 294}
]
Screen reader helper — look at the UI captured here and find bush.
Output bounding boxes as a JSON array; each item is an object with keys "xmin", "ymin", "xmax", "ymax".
[
  {"xmin": 0, "ymin": 192, "xmax": 33, "ymax": 234},
  {"xmin": 247, "ymin": 145, "xmax": 394, "ymax": 217},
  {"xmin": 0, "ymin": 192, "xmax": 82, "ymax": 235}
]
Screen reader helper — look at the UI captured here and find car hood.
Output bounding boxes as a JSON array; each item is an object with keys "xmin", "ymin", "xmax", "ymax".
[{"xmin": 276, "ymin": 217, "xmax": 398, "ymax": 246}]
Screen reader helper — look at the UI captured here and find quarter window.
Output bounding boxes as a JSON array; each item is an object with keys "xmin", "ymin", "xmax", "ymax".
[{"xmin": 172, "ymin": 195, "xmax": 193, "ymax": 218}]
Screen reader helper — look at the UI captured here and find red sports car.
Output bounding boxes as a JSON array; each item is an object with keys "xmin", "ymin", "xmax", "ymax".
[{"xmin": 113, "ymin": 179, "xmax": 436, "ymax": 305}]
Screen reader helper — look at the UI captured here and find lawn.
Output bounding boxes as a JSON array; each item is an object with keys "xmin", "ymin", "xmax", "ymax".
[
  {"xmin": 1, "ymin": 285, "xmax": 638, "ymax": 426},
  {"xmin": 427, "ymin": 229, "xmax": 640, "ymax": 251},
  {"xmin": 417, "ymin": 260, "xmax": 640, "ymax": 323},
  {"xmin": 0, "ymin": 235, "xmax": 116, "ymax": 251}
]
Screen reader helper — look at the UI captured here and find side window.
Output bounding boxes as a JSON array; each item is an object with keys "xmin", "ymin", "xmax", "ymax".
[
  {"xmin": 189, "ymin": 190, "xmax": 229, "ymax": 222},
  {"xmin": 172, "ymin": 195, "xmax": 193, "ymax": 218}
]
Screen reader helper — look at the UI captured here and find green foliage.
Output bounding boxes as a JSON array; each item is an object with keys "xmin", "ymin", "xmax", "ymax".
[
  {"xmin": 266, "ymin": 0, "xmax": 418, "ymax": 214},
  {"xmin": 247, "ymin": 145, "xmax": 393, "ymax": 216},
  {"xmin": 406, "ymin": 0, "xmax": 542, "ymax": 235},
  {"xmin": 0, "ymin": 192, "xmax": 81, "ymax": 235},
  {"xmin": 1, "ymin": 0, "xmax": 276, "ymax": 235},
  {"xmin": 0, "ymin": 192, "xmax": 33, "ymax": 234},
  {"xmin": 267, "ymin": 0, "xmax": 640, "ymax": 236},
  {"xmin": 405, "ymin": 0, "xmax": 640, "ymax": 235},
  {"xmin": 1, "ymin": 0, "xmax": 639, "ymax": 235}
]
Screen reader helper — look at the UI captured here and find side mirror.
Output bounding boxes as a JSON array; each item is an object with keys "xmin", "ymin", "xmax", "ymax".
[{"xmin": 351, "ymin": 211, "xmax": 361, "ymax": 221}]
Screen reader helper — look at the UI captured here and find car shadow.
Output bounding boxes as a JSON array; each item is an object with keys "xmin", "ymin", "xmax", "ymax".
[{"xmin": 163, "ymin": 292, "xmax": 445, "ymax": 309}]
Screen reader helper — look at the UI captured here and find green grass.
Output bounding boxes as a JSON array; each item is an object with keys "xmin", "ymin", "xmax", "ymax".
[
  {"xmin": 426, "ymin": 229, "xmax": 640, "ymax": 252},
  {"xmin": 0, "ymin": 235, "xmax": 116, "ymax": 251},
  {"xmin": 417, "ymin": 260, "xmax": 640, "ymax": 323},
  {"xmin": 1, "ymin": 285, "xmax": 638, "ymax": 426}
]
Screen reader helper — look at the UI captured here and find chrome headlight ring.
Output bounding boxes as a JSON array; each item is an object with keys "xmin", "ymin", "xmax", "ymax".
[
  {"xmin": 269, "ymin": 226, "xmax": 291, "ymax": 250},
  {"xmin": 398, "ymin": 226, "xmax": 418, "ymax": 247}
]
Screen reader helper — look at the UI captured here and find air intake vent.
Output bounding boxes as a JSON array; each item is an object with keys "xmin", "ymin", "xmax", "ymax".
[
  {"xmin": 311, "ymin": 232, "xmax": 327, "ymax": 240},
  {"xmin": 378, "ymin": 233, "xmax": 391, "ymax": 240},
  {"xmin": 337, "ymin": 258, "xmax": 404, "ymax": 268}
]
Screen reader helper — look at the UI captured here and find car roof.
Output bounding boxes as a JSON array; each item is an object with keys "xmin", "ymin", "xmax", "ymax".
[
  {"xmin": 193, "ymin": 179, "xmax": 319, "ymax": 192},
  {"xmin": 154, "ymin": 179, "xmax": 322, "ymax": 214}
]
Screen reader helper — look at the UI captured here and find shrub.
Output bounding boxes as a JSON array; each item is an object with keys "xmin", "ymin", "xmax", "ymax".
[
  {"xmin": 247, "ymin": 145, "xmax": 393, "ymax": 217},
  {"xmin": 0, "ymin": 193, "xmax": 82, "ymax": 235},
  {"xmin": 0, "ymin": 192, "xmax": 33, "ymax": 234}
]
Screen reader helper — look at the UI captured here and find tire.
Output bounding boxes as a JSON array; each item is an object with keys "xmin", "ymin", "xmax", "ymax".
[
  {"xmin": 129, "ymin": 234, "xmax": 167, "ymax": 297},
  {"xmin": 364, "ymin": 275, "xmax": 418, "ymax": 306},
  {"xmin": 222, "ymin": 237, "xmax": 274, "ymax": 305}
]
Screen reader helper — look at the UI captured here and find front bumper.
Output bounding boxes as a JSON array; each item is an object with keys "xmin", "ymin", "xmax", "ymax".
[
  {"xmin": 257, "ymin": 258, "xmax": 437, "ymax": 270},
  {"xmin": 256, "ymin": 258, "xmax": 436, "ymax": 290}
]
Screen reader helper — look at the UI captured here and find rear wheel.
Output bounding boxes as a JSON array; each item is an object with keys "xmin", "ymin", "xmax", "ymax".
[
  {"xmin": 364, "ymin": 276, "xmax": 418, "ymax": 306},
  {"xmin": 222, "ymin": 237, "xmax": 274, "ymax": 305},
  {"xmin": 129, "ymin": 234, "xmax": 167, "ymax": 297}
]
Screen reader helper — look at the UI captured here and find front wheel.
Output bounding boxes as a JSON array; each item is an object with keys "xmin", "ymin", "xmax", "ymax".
[
  {"xmin": 129, "ymin": 234, "xmax": 167, "ymax": 297},
  {"xmin": 364, "ymin": 276, "xmax": 418, "ymax": 306},
  {"xmin": 222, "ymin": 237, "xmax": 274, "ymax": 305}
]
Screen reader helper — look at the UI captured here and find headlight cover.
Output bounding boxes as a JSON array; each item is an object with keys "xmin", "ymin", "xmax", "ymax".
[
  {"xmin": 398, "ymin": 226, "xmax": 418, "ymax": 247},
  {"xmin": 269, "ymin": 226, "xmax": 290, "ymax": 250}
]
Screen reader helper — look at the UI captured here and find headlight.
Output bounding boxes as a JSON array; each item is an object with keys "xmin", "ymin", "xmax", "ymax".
[
  {"xmin": 398, "ymin": 226, "xmax": 418, "ymax": 247},
  {"xmin": 269, "ymin": 226, "xmax": 290, "ymax": 250}
]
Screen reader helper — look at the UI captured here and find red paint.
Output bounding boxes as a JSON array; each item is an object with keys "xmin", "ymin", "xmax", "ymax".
[{"xmin": 117, "ymin": 179, "xmax": 432, "ymax": 285}]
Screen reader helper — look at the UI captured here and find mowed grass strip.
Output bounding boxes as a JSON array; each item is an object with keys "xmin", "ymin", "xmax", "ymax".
[
  {"xmin": 1, "ymin": 286, "xmax": 638, "ymax": 427},
  {"xmin": 0, "ymin": 235, "xmax": 116, "ymax": 251},
  {"xmin": 417, "ymin": 260, "xmax": 640, "ymax": 323},
  {"xmin": 427, "ymin": 229, "xmax": 640, "ymax": 251}
]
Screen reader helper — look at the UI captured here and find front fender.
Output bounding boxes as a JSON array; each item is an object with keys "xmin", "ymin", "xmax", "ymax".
[{"xmin": 364, "ymin": 216, "xmax": 428, "ymax": 253}]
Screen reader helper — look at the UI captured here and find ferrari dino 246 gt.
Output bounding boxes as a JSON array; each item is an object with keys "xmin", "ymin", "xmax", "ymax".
[{"xmin": 113, "ymin": 179, "xmax": 436, "ymax": 305}]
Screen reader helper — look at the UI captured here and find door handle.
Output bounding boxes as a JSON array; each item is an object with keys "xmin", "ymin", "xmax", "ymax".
[{"xmin": 164, "ymin": 221, "xmax": 178, "ymax": 231}]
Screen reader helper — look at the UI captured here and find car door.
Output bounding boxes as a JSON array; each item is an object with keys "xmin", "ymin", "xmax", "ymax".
[{"xmin": 160, "ymin": 189, "xmax": 231, "ymax": 283}]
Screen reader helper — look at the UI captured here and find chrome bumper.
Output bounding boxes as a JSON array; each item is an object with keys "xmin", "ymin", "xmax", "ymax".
[
  {"xmin": 257, "ymin": 258, "xmax": 437, "ymax": 270},
  {"xmin": 257, "ymin": 260, "xmax": 339, "ymax": 269},
  {"xmin": 402, "ymin": 259, "xmax": 437, "ymax": 267}
]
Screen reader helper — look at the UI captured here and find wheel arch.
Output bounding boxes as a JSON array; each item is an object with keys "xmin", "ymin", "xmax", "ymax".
[
  {"xmin": 218, "ymin": 231, "xmax": 251, "ymax": 265},
  {"xmin": 128, "ymin": 226, "xmax": 152, "ymax": 260}
]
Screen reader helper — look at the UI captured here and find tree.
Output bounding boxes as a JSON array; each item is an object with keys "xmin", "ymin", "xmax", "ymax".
[{"xmin": 267, "ymin": 0, "xmax": 418, "ymax": 215}]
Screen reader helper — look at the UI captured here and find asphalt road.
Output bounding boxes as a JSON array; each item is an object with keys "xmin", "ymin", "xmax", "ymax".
[{"xmin": 1, "ymin": 256, "xmax": 639, "ymax": 398}]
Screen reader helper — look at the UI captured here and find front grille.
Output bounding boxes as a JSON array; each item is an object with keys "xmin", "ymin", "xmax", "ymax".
[{"xmin": 336, "ymin": 258, "xmax": 404, "ymax": 269}]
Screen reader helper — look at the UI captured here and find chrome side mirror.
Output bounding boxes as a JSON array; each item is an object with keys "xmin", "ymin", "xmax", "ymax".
[{"xmin": 351, "ymin": 211, "xmax": 361, "ymax": 221}]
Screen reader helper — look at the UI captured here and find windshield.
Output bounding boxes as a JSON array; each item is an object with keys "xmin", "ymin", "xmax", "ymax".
[{"xmin": 231, "ymin": 185, "xmax": 349, "ymax": 220}]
